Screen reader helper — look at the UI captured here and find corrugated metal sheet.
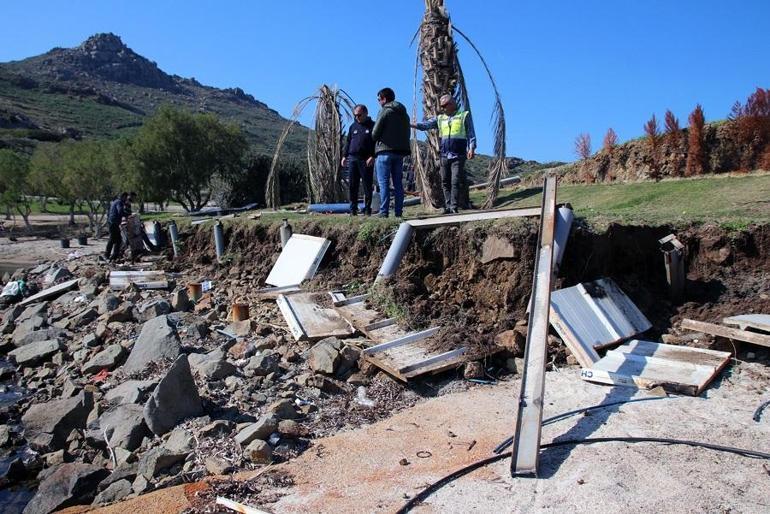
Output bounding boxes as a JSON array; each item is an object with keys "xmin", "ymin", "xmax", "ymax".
[{"xmin": 550, "ymin": 278, "xmax": 652, "ymax": 367}]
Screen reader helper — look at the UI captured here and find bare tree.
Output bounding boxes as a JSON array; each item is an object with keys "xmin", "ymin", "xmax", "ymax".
[{"xmin": 685, "ymin": 104, "xmax": 706, "ymax": 177}]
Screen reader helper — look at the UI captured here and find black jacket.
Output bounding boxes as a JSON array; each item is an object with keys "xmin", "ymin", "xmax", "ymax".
[
  {"xmin": 343, "ymin": 117, "xmax": 375, "ymax": 158},
  {"xmin": 107, "ymin": 198, "xmax": 125, "ymax": 226}
]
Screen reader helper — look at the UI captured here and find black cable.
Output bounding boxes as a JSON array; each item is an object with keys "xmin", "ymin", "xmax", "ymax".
[
  {"xmin": 753, "ymin": 399, "xmax": 770, "ymax": 422},
  {"xmin": 493, "ymin": 396, "xmax": 674, "ymax": 454},
  {"xmin": 396, "ymin": 437, "xmax": 770, "ymax": 514}
]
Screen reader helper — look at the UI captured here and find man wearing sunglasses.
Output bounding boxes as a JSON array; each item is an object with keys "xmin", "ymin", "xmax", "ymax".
[
  {"xmin": 371, "ymin": 87, "xmax": 411, "ymax": 218},
  {"xmin": 341, "ymin": 104, "xmax": 375, "ymax": 216},
  {"xmin": 411, "ymin": 94, "xmax": 476, "ymax": 214}
]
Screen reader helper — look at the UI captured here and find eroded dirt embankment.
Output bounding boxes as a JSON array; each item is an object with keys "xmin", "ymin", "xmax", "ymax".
[{"xmin": 180, "ymin": 218, "xmax": 770, "ymax": 361}]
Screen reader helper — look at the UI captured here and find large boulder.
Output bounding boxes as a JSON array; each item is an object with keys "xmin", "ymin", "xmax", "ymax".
[
  {"xmin": 92, "ymin": 404, "xmax": 149, "ymax": 451},
  {"xmin": 82, "ymin": 344, "xmax": 126, "ymax": 374},
  {"xmin": 143, "ymin": 355, "xmax": 202, "ymax": 435},
  {"xmin": 9, "ymin": 339, "xmax": 62, "ymax": 367},
  {"xmin": 22, "ymin": 391, "xmax": 93, "ymax": 452},
  {"xmin": 122, "ymin": 315, "xmax": 181, "ymax": 373},
  {"xmin": 23, "ymin": 462, "xmax": 109, "ymax": 514}
]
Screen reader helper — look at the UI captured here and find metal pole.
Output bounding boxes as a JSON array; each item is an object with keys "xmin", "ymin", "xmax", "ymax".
[
  {"xmin": 280, "ymin": 218, "xmax": 292, "ymax": 248},
  {"xmin": 214, "ymin": 221, "xmax": 225, "ymax": 262},
  {"xmin": 168, "ymin": 221, "xmax": 179, "ymax": 258},
  {"xmin": 375, "ymin": 222, "xmax": 414, "ymax": 283},
  {"xmin": 552, "ymin": 204, "xmax": 574, "ymax": 276}
]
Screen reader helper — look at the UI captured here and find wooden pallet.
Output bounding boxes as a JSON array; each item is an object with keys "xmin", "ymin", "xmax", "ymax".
[
  {"xmin": 580, "ymin": 339, "xmax": 732, "ymax": 395},
  {"xmin": 276, "ymin": 292, "xmax": 355, "ymax": 341}
]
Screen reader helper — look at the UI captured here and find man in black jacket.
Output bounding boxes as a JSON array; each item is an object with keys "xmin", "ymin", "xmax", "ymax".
[
  {"xmin": 372, "ymin": 87, "xmax": 411, "ymax": 218},
  {"xmin": 341, "ymin": 104, "xmax": 375, "ymax": 216},
  {"xmin": 104, "ymin": 192, "xmax": 128, "ymax": 261}
]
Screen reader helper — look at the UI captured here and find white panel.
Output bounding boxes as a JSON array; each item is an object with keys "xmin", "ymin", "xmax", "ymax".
[{"xmin": 265, "ymin": 234, "xmax": 331, "ymax": 287}]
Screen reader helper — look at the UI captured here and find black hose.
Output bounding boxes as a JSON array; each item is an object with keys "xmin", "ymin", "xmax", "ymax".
[
  {"xmin": 753, "ymin": 399, "xmax": 770, "ymax": 422},
  {"xmin": 493, "ymin": 396, "xmax": 675, "ymax": 454},
  {"xmin": 396, "ymin": 436, "xmax": 770, "ymax": 514}
]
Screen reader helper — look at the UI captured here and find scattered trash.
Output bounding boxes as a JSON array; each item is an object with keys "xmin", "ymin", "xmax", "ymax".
[
  {"xmin": 399, "ymin": 458, "xmax": 410, "ymax": 466},
  {"xmin": 215, "ymin": 496, "xmax": 270, "ymax": 514},
  {"xmin": 201, "ymin": 280, "xmax": 213, "ymax": 292},
  {"xmin": 354, "ymin": 386, "xmax": 375, "ymax": 408},
  {"xmin": 753, "ymin": 399, "xmax": 770, "ymax": 422},
  {"xmin": 416, "ymin": 451, "xmax": 432, "ymax": 459}
]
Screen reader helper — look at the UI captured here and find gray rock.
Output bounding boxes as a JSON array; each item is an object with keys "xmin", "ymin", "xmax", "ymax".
[
  {"xmin": 103, "ymin": 303, "xmax": 135, "ymax": 323},
  {"xmin": 308, "ymin": 338, "xmax": 342, "ymax": 375},
  {"xmin": 93, "ymin": 478, "xmax": 132, "ymax": 505},
  {"xmin": 131, "ymin": 474, "xmax": 151, "ymax": 495},
  {"xmin": 143, "ymin": 355, "xmax": 202, "ymax": 435},
  {"xmin": 16, "ymin": 302, "xmax": 48, "ymax": 324},
  {"xmin": 96, "ymin": 463, "xmax": 137, "ymax": 492},
  {"xmin": 3, "ymin": 303, "xmax": 25, "ymax": 323},
  {"xmin": 22, "ymin": 390, "xmax": 93, "ymax": 452},
  {"xmin": 267, "ymin": 399, "xmax": 299, "ymax": 420},
  {"xmin": 94, "ymin": 294, "xmax": 120, "ymax": 315},
  {"xmin": 480, "ymin": 235, "xmax": 516, "ymax": 264},
  {"xmin": 189, "ymin": 349, "xmax": 237, "ymax": 380},
  {"xmin": 104, "ymin": 379, "xmax": 157, "ymax": 405},
  {"xmin": 0, "ymin": 316, "xmax": 14, "ymax": 335},
  {"xmin": 199, "ymin": 420, "xmax": 233, "ymax": 438},
  {"xmin": 43, "ymin": 267, "xmax": 72, "ymax": 286},
  {"xmin": 66, "ymin": 307, "xmax": 98, "ymax": 329},
  {"xmin": 82, "ymin": 333, "xmax": 101, "ymax": 348},
  {"xmin": 234, "ymin": 416, "xmax": 278, "ymax": 447},
  {"xmin": 11, "ymin": 315, "xmax": 46, "ymax": 343},
  {"xmin": 9, "ymin": 339, "xmax": 62, "ymax": 367},
  {"xmin": 95, "ymin": 404, "xmax": 149, "ymax": 451},
  {"xmin": 138, "ymin": 299, "xmax": 171, "ymax": 321},
  {"xmin": 123, "ymin": 315, "xmax": 181, "ymax": 373},
  {"xmin": 170, "ymin": 289, "xmax": 191, "ymax": 312},
  {"xmin": 22, "ymin": 462, "xmax": 109, "ymax": 514},
  {"xmin": 82, "ymin": 344, "xmax": 126, "ymax": 374},
  {"xmin": 243, "ymin": 439, "xmax": 272, "ymax": 464},
  {"xmin": 13, "ymin": 326, "xmax": 67, "ymax": 348},
  {"xmin": 244, "ymin": 352, "xmax": 280, "ymax": 376},
  {"xmin": 0, "ymin": 424, "xmax": 10, "ymax": 446},
  {"xmin": 163, "ymin": 428, "xmax": 194, "ymax": 453},
  {"xmin": 204, "ymin": 456, "xmax": 233, "ymax": 475},
  {"xmin": 137, "ymin": 447, "xmax": 188, "ymax": 479},
  {"xmin": 187, "ymin": 321, "xmax": 209, "ymax": 339}
]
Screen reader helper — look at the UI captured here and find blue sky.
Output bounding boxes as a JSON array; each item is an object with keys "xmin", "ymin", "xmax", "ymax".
[{"xmin": 1, "ymin": 0, "xmax": 769, "ymax": 162}]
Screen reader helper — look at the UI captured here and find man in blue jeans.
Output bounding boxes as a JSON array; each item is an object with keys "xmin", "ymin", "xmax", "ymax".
[{"xmin": 371, "ymin": 87, "xmax": 411, "ymax": 218}]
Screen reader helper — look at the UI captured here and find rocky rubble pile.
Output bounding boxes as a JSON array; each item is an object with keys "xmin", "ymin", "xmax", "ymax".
[{"xmin": 0, "ymin": 255, "xmax": 417, "ymax": 513}]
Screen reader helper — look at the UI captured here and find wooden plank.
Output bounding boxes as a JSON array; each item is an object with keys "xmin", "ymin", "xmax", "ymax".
[
  {"xmin": 364, "ymin": 318, "xmax": 396, "ymax": 331},
  {"xmin": 255, "ymin": 284, "xmax": 301, "ymax": 300},
  {"xmin": 723, "ymin": 314, "xmax": 770, "ymax": 334},
  {"xmin": 512, "ymin": 173, "xmax": 558, "ymax": 477},
  {"xmin": 366, "ymin": 323, "xmax": 409, "ymax": 344},
  {"xmin": 21, "ymin": 278, "xmax": 79, "ymax": 305},
  {"xmin": 400, "ymin": 348, "xmax": 466, "ymax": 376},
  {"xmin": 681, "ymin": 318, "xmax": 770, "ymax": 348},
  {"xmin": 613, "ymin": 339, "xmax": 731, "ymax": 368},
  {"xmin": 406, "ymin": 207, "xmax": 540, "ymax": 229},
  {"xmin": 276, "ymin": 292, "xmax": 355, "ymax": 341},
  {"xmin": 362, "ymin": 327, "xmax": 440, "ymax": 356},
  {"xmin": 333, "ymin": 293, "xmax": 368, "ymax": 307}
]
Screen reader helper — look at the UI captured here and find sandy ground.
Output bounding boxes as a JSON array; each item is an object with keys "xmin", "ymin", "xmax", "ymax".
[
  {"xmin": 85, "ymin": 363, "xmax": 770, "ymax": 514},
  {"xmin": 0, "ymin": 236, "xmax": 105, "ymax": 274}
]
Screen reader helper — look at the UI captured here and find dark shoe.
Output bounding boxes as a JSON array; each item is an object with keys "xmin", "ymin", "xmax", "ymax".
[
  {"xmin": 450, "ymin": 208, "xmax": 459, "ymax": 214},
  {"xmin": 377, "ymin": 213, "xmax": 389, "ymax": 218},
  {"xmin": 443, "ymin": 208, "xmax": 451, "ymax": 214},
  {"xmin": 350, "ymin": 211, "xmax": 358, "ymax": 217},
  {"xmin": 364, "ymin": 208, "xmax": 372, "ymax": 216}
]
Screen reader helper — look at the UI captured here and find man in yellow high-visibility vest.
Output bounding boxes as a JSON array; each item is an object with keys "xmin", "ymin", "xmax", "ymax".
[{"xmin": 412, "ymin": 94, "xmax": 476, "ymax": 214}]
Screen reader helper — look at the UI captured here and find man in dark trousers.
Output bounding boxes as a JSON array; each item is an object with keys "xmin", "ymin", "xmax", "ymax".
[
  {"xmin": 341, "ymin": 104, "xmax": 375, "ymax": 216},
  {"xmin": 412, "ymin": 94, "xmax": 476, "ymax": 214},
  {"xmin": 104, "ymin": 192, "xmax": 128, "ymax": 261},
  {"xmin": 371, "ymin": 87, "xmax": 411, "ymax": 218}
]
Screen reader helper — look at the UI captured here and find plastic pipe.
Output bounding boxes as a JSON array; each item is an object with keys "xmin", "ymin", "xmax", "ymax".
[
  {"xmin": 375, "ymin": 222, "xmax": 414, "ymax": 283},
  {"xmin": 280, "ymin": 218, "xmax": 293, "ymax": 248},
  {"xmin": 214, "ymin": 221, "xmax": 225, "ymax": 261},
  {"xmin": 552, "ymin": 204, "xmax": 574, "ymax": 275},
  {"xmin": 168, "ymin": 221, "xmax": 179, "ymax": 258}
]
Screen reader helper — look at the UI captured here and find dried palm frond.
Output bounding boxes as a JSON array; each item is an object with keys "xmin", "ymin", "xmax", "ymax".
[
  {"xmin": 266, "ymin": 86, "xmax": 355, "ymax": 209},
  {"xmin": 453, "ymin": 27, "xmax": 507, "ymax": 208}
]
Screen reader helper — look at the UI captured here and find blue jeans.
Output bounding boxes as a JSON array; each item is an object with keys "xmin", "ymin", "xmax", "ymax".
[{"xmin": 375, "ymin": 152, "xmax": 404, "ymax": 217}]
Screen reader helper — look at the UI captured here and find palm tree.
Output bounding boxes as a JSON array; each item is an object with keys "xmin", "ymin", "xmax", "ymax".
[
  {"xmin": 266, "ymin": 85, "xmax": 355, "ymax": 209},
  {"xmin": 414, "ymin": 0, "xmax": 507, "ymax": 209}
]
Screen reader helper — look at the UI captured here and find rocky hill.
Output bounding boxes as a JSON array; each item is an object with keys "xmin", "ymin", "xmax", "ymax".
[{"xmin": 0, "ymin": 33, "xmax": 307, "ymax": 156}]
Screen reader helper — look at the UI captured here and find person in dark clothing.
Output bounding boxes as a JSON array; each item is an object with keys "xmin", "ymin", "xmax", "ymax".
[
  {"xmin": 372, "ymin": 87, "xmax": 411, "ymax": 218},
  {"xmin": 412, "ymin": 94, "xmax": 476, "ymax": 214},
  {"xmin": 105, "ymin": 192, "xmax": 128, "ymax": 261},
  {"xmin": 341, "ymin": 104, "xmax": 376, "ymax": 216}
]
